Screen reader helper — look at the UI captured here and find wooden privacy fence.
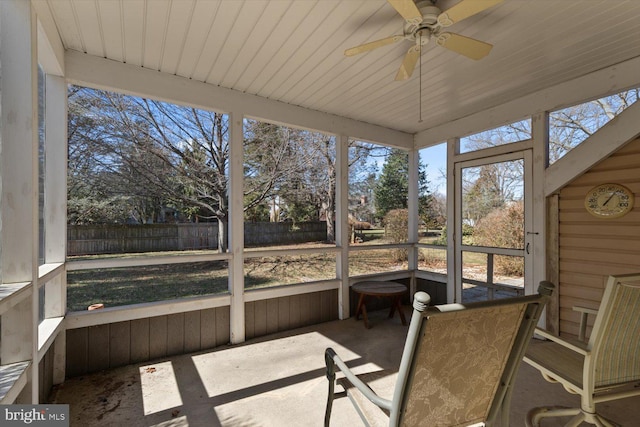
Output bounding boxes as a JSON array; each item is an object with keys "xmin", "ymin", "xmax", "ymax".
[
  {"xmin": 244, "ymin": 221, "xmax": 327, "ymax": 247},
  {"xmin": 67, "ymin": 223, "xmax": 218, "ymax": 255},
  {"xmin": 67, "ymin": 221, "xmax": 327, "ymax": 255}
]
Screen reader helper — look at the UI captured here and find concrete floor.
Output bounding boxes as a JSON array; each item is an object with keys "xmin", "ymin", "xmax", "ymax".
[{"xmin": 52, "ymin": 306, "xmax": 640, "ymax": 427}]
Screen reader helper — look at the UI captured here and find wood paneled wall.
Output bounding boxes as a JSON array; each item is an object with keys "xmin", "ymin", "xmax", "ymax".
[
  {"xmin": 245, "ymin": 290, "xmax": 338, "ymax": 340},
  {"xmin": 558, "ymin": 137, "xmax": 640, "ymax": 337},
  {"xmin": 39, "ymin": 346, "xmax": 55, "ymax": 402},
  {"xmin": 66, "ymin": 289, "xmax": 339, "ymax": 377},
  {"xmin": 66, "ymin": 306, "xmax": 230, "ymax": 378},
  {"xmin": 415, "ymin": 278, "xmax": 447, "ymax": 305}
]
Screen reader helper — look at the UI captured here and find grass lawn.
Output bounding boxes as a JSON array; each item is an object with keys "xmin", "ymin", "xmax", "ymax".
[
  {"xmin": 67, "ymin": 241, "xmax": 415, "ymax": 312},
  {"xmin": 66, "ymin": 261, "xmax": 230, "ymax": 312},
  {"xmin": 66, "ymin": 232, "xmax": 515, "ymax": 312}
]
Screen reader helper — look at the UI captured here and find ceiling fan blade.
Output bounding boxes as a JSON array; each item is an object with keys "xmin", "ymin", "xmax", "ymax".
[
  {"xmin": 435, "ymin": 32, "xmax": 493, "ymax": 60},
  {"xmin": 437, "ymin": 0, "xmax": 504, "ymax": 27},
  {"xmin": 395, "ymin": 45, "xmax": 421, "ymax": 81},
  {"xmin": 387, "ymin": 0, "xmax": 423, "ymax": 24},
  {"xmin": 344, "ymin": 35, "xmax": 404, "ymax": 57}
]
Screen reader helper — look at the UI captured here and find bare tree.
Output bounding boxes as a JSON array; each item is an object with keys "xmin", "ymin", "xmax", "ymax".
[
  {"xmin": 69, "ymin": 87, "xmax": 385, "ymax": 250},
  {"xmin": 244, "ymin": 121, "xmax": 337, "ymax": 242},
  {"xmin": 549, "ymin": 89, "xmax": 639, "ymax": 163},
  {"xmin": 69, "ymin": 87, "xmax": 231, "ymax": 251},
  {"xmin": 457, "ymin": 88, "xmax": 638, "ymax": 231},
  {"xmin": 243, "ymin": 123, "xmax": 384, "ymax": 243}
]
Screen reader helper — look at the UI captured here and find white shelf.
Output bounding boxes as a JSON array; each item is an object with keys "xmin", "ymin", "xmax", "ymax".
[
  {"xmin": 0, "ymin": 360, "xmax": 31, "ymax": 404},
  {"xmin": 37, "ymin": 262, "xmax": 64, "ymax": 286},
  {"xmin": 0, "ymin": 282, "xmax": 32, "ymax": 316},
  {"xmin": 38, "ymin": 316, "xmax": 65, "ymax": 362}
]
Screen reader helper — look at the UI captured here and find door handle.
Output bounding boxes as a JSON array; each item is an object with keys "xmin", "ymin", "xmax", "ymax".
[{"xmin": 525, "ymin": 231, "xmax": 538, "ymax": 254}]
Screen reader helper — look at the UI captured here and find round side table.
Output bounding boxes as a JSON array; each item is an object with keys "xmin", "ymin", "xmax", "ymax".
[{"xmin": 352, "ymin": 281, "xmax": 408, "ymax": 329}]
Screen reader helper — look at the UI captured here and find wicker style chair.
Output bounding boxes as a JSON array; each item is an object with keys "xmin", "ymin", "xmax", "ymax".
[
  {"xmin": 324, "ymin": 282, "xmax": 554, "ymax": 427},
  {"xmin": 524, "ymin": 274, "xmax": 640, "ymax": 427}
]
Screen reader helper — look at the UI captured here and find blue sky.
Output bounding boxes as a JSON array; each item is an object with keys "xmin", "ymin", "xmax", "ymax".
[{"xmin": 419, "ymin": 143, "xmax": 447, "ymax": 196}]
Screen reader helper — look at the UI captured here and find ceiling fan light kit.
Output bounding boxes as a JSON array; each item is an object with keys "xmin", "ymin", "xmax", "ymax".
[{"xmin": 345, "ymin": 0, "xmax": 504, "ymax": 81}]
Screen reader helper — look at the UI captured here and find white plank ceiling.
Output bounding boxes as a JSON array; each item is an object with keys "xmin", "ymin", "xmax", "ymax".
[{"xmin": 38, "ymin": 0, "xmax": 640, "ymax": 134}]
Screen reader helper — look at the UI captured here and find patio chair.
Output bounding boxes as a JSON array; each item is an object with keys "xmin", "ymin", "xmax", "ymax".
[
  {"xmin": 324, "ymin": 281, "xmax": 554, "ymax": 427},
  {"xmin": 523, "ymin": 273, "xmax": 640, "ymax": 427}
]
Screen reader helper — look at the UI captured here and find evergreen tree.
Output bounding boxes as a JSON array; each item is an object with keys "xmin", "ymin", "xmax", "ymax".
[
  {"xmin": 374, "ymin": 149, "xmax": 409, "ymax": 220},
  {"xmin": 374, "ymin": 149, "xmax": 432, "ymax": 223}
]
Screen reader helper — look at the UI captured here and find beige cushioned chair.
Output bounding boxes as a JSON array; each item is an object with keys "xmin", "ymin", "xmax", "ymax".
[
  {"xmin": 324, "ymin": 282, "xmax": 554, "ymax": 427},
  {"xmin": 524, "ymin": 273, "xmax": 640, "ymax": 427}
]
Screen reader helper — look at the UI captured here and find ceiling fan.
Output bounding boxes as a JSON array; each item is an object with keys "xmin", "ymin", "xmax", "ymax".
[{"xmin": 345, "ymin": 0, "xmax": 504, "ymax": 81}]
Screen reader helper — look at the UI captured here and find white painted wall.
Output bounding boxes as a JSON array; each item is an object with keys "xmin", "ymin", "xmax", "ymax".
[{"xmin": 0, "ymin": 0, "xmax": 38, "ymax": 402}]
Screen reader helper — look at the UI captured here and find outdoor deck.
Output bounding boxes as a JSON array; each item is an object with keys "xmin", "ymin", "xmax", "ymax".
[{"xmin": 51, "ymin": 303, "xmax": 640, "ymax": 427}]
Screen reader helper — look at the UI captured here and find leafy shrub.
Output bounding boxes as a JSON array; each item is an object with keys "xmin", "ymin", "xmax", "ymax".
[
  {"xmin": 418, "ymin": 247, "xmax": 447, "ymax": 270},
  {"xmin": 473, "ymin": 201, "xmax": 524, "ymax": 276},
  {"xmin": 431, "ymin": 224, "xmax": 473, "ymax": 246},
  {"xmin": 431, "ymin": 226, "xmax": 447, "ymax": 246},
  {"xmin": 384, "ymin": 209, "xmax": 408, "ymax": 261}
]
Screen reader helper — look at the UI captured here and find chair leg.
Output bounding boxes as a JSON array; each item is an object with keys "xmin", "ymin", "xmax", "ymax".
[
  {"xmin": 324, "ymin": 349, "xmax": 337, "ymax": 427},
  {"xmin": 525, "ymin": 406, "xmax": 621, "ymax": 427},
  {"xmin": 565, "ymin": 412, "xmax": 586, "ymax": 427},
  {"xmin": 585, "ymin": 413, "xmax": 620, "ymax": 427},
  {"xmin": 498, "ymin": 389, "xmax": 511, "ymax": 427},
  {"xmin": 324, "ymin": 378, "xmax": 335, "ymax": 427},
  {"xmin": 525, "ymin": 406, "xmax": 581, "ymax": 427}
]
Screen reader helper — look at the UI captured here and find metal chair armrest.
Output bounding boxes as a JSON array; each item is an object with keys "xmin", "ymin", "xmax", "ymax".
[
  {"xmin": 572, "ymin": 306, "xmax": 599, "ymax": 342},
  {"xmin": 324, "ymin": 348, "xmax": 392, "ymax": 411},
  {"xmin": 533, "ymin": 328, "xmax": 589, "ymax": 356},
  {"xmin": 573, "ymin": 306, "xmax": 598, "ymax": 316}
]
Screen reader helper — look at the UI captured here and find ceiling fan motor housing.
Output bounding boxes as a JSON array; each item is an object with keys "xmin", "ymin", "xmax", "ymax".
[
  {"xmin": 417, "ymin": 2, "xmax": 441, "ymax": 25},
  {"xmin": 404, "ymin": 3, "xmax": 441, "ymax": 42}
]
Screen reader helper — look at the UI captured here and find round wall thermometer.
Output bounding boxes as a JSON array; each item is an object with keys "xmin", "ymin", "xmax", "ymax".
[{"xmin": 585, "ymin": 183, "xmax": 634, "ymax": 219}]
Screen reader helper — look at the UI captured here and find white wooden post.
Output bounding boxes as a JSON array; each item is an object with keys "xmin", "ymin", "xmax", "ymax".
[
  {"xmin": 523, "ymin": 148, "xmax": 534, "ymax": 295},
  {"xmin": 44, "ymin": 74, "xmax": 68, "ymax": 385},
  {"xmin": 228, "ymin": 111, "xmax": 245, "ymax": 344},
  {"xmin": 446, "ymin": 138, "xmax": 458, "ymax": 303},
  {"xmin": 0, "ymin": 0, "xmax": 39, "ymax": 402},
  {"xmin": 44, "ymin": 75, "xmax": 67, "ymax": 267},
  {"xmin": 336, "ymin": 135, "xmax": 350, "ymax": 319},
  {"xmin": 407, "ymin": 149, "xmax": 419, "ymax": 296},
  {"xmin": 532, "ymin": 112, "xmax": 549, "ymax": 323}
]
